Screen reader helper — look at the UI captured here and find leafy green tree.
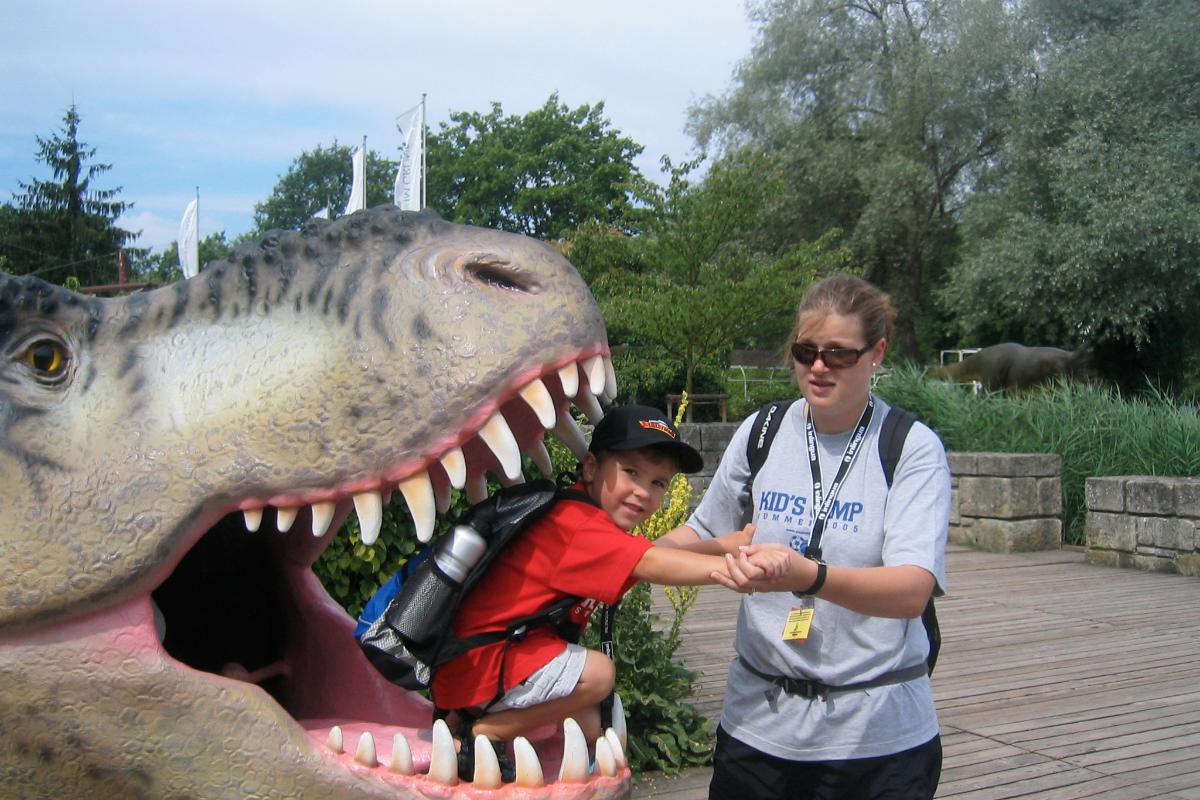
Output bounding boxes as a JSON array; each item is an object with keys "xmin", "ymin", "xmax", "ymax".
[
  {"xmin": 571, "ymin": 151, "xmax": 846, "ymax": 404},
  {"xmin": 1, "ymin": 105, "xmax": 138, "ymax": 286},
  {"xmin": 253, "ymin": 142, "xmax": 398, "ymax": 234},
  {"xmin": 133, "ymin": 232, "xmax": 233, "ymax": 285},
  {"xmin": 690, "ymin": 0, "xmax": 1033, "ymax": 360},
  {"xmin": 426, "ymin": 93, "xmax": 644, "ymax": 240},
  {"xmin": 943, "ymin": 0, "xmax": 1200, "ymax": 393}
]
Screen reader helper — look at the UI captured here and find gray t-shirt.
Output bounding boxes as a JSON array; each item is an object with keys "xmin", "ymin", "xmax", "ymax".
[{"xmin": 687, "ymin": 396, "xmax": 950, "ymax": 761}]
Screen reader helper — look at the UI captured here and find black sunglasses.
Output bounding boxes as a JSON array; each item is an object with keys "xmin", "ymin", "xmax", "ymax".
[{"xmin": 791, "ymin": 341, "xmax": 874, "ymax": 369}]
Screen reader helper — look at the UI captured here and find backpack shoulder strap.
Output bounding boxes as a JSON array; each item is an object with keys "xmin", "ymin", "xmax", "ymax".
[
  {"xmin": 877, "ymin": 404, "xmax": 919, "ymax": 488},
  {"xmin": 746, "ymin": 398, "xmax": 799, "ymax": 484}
]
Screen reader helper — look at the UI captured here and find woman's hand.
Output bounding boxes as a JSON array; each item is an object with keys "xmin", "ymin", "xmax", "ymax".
[{"xmin": 710, "ymin": 544, "xmax": 793, "ymax": 593}]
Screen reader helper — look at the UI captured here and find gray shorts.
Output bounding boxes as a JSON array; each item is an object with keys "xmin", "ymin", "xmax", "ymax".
[{"xmin": 490, "ymin": 643, "xmax": 588, "ymax": 711}]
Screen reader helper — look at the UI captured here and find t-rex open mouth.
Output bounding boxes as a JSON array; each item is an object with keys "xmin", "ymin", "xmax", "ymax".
[{"xmin": 146, "ymin": 353, "xmax": 630, "ymax": 793}]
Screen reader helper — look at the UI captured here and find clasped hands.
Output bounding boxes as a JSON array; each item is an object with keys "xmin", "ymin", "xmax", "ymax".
[{"xmin": 709, "ymin": 524, "xmax": 795, "ymax": 595}]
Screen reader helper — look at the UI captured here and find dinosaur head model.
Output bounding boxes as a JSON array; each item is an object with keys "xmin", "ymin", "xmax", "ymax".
[{"xmin": 0, "ymin": 206, "xmax": 629, "ymax": 798}]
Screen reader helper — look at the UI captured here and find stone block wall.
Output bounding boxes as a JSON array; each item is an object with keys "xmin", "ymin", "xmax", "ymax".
[
  {"xmin": 677, "ymin": 422, "xmax": 738, "ymax": 500},
  {"xmin": 947, "ymin": 453, "xmax": 1063, "ymax": 552},
  {"xmin": 1085, "ymin": 476, "xmax": 1200, "ymax": 576}
]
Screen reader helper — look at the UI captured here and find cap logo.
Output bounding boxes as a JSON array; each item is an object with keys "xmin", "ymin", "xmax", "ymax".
[{"xmin": 639, "ymin": 419, "xmax": 677, "ymax": 439}]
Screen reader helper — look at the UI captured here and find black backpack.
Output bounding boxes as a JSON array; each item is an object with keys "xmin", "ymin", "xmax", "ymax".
[
  {"xmin": 357, "ymin": 478, "xmax": 603, "ymax": 706},
  {"xmin": 745, "ymin": 399, "xmax": 941, "ymax": 675}
]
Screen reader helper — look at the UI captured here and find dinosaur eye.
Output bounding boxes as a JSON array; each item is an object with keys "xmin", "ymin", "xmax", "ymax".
[
  {"xmin": 22, "ymin": 339, "xmax": 69, "ymax": 381},
  {"xmin": 466, "ymin": 261, "xmax": 538, "ymax": 294}
]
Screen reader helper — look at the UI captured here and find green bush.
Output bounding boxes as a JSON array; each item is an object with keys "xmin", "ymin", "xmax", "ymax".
[{"xmin": 875, "ymin": 367, "xmax": 1200, "ymax": 544}]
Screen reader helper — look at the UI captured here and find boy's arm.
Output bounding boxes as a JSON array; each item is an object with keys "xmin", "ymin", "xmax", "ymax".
[{"xmin": 632, "ymin": 546, "xmax": 729, "ymax": 586}]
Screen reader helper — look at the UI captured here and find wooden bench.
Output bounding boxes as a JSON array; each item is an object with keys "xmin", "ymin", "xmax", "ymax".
[{"xmin": 666, "ymin": 392, "xmax": 729, "ymax": 423}]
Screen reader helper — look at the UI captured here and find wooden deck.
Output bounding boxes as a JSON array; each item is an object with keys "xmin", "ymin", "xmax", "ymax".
[{"xmin": 635, "ymin": 546, "xmax": 1200, "ymax": 799}]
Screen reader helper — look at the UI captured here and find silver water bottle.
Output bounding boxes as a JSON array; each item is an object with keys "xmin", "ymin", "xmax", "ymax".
[{"xmin": 433, "ymin": 523, "xmax": 487, "ymax": 584}]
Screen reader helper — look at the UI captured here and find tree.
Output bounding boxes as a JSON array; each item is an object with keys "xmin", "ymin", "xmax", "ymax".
[
  {"xmin": 689, "ymin": 0, "xmax": 1033, "ymax": 360},
  {"xmin": 943, "ymin": 0, "xmax": 1200, "ymax": 394},
  {"xmin": 133, "ymin": 232, "xmax": 233, "ymax": 286},
  {"xmin": 1, "ymin": 105, "xmax": 138, "ymax": 286},
  {"xmin": 253, "ymin": 142, "xmax": 397, "ymax": 233},
  {"xmin": 425, "ymin": 93, "xmax": 644, "ymax": 241},
  {"xmin": 570, "ymin": 151, "xmax": 846, "ymax": 403}
]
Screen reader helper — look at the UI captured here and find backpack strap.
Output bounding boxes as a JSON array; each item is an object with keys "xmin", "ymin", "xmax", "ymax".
[
  {"xmin": 742, "ymin": 398, "xmax": 799, "ymax": 522},
  {"xmin": 877, "ymin": 405, "xmax": 918, "ymax": 488}
]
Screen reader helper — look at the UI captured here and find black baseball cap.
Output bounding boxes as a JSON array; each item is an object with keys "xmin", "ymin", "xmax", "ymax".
[{"xmin": 587, "ymin": 404, "xmax": 704, "ymax": 474}]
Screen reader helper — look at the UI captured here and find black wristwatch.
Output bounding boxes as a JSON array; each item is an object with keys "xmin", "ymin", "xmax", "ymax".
[{"xmin": 793, "ymin": 560, "xmax": 827, "ymax": 598}]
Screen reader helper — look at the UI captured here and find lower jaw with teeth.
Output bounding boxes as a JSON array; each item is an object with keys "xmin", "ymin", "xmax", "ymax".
[{"xmin": 314, "ymin": 713, "xmax": 629, "ymax": 789}]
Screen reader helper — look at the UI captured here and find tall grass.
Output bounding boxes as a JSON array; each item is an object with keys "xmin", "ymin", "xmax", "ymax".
[{"xmin": 875, "ymin": 367, "xmax": 1200, "ymax": 545}]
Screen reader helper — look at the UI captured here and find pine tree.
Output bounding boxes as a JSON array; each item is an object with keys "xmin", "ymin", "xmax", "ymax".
[{"xmin": 2, "ymin": 105, "xmax": 137, "ymax": 286}]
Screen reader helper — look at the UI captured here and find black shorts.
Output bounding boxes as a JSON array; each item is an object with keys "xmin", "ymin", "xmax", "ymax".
[{"xmin": 709, "ymin": 725, "xmax": 942, "ymax": 800}]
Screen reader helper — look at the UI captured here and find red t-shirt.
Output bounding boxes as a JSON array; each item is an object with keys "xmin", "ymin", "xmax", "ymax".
[{"xmin": 431, "ymin": 490, "xmax": 654, "ymax": 710}]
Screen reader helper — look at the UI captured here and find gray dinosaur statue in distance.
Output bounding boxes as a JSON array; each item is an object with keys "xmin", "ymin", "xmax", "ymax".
[
  {"xmin": 929, "ymin": 342, "xmax": 1092, "ymax": 392},
  {"xmin": 0, "ymin": 206, "xmax": 631, "ymax": 799}
]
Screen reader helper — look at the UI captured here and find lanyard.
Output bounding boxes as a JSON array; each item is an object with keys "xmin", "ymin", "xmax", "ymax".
[{"xmin": 804, "ymin": 396, "xmax": 874, "ymax": 562}]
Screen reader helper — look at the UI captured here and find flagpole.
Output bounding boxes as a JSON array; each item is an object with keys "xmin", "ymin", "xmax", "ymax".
[
  {"xmin": 361, "ymin": 135, "xmax": 368, "ymax": 210},
  {"xmin": 420, "ymin": 93, "xmax": 427, "ymax": 209}
]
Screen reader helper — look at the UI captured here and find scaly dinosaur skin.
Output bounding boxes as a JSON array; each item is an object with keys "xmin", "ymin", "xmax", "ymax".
[
  {"xmin": 0, "ymin": 207, "xmax": 629, "ymax": 798},
  {"xmin": 929, "ymin": 342, "xmax": 1091, "ymax": 392}
]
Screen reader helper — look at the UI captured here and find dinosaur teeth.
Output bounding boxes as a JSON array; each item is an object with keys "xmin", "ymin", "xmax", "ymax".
[
  {"xmin": 326, "ymin": 725, "xmax": 344, "ymax": 754},
  {"xmin": 397, "ymin": 472, "xmax": 436, "ymax": 543},
  {"xmin": 513, "ymin": 736, "xmax": 544, "ymax": 787},
  {"xmin": 612, "ymin": 692, "xmax": 628, "ymax": 751},
  {"xmin": 479, "ymin": 412, "xmax": 522, "ymax": 480},
  {"xmin": 595, "ymin": 736, "xmax": 617, "ymax": 777},
  {"xmin": 584, "ymin": 354, "xmax": 606, "ymax": 397},
  {"xmin": 558, "ymin": 717, "xmax": 590, "ymax": 783},
  {"xmin": 440, "ymin": 447, "xmax": 466, "ymax": 489},
  {"xmin": 530, "ymin": 439, "xmax": 554, "ymax": 476},
  {"xmin": 519, "ymin": 378, "xmax": 557, "ymax": 429},
  {"xmin": 473, "ymin": 735, "xmax": 503, "ymax": 789},
  {"xmin": 553, "ymin": 413, "xmax": 589, "ymax": 460},
  {"xmin": 557, "ymin": 362, "xmax": 580, "ymax": 398},
  {"xmin": 310, "ymin": 501, "xmax": 336, "ymax": 538},
  {"xmin": 434, "ymin": 479, "xmax": 451, "ymax": 514},
  {"xmin": 574, "ymin": 388, "xmax": 604, "ymax": 426},
  {"xmin": 466, "ymin": 471, "xmax": 488, "ymax": 505},
  {"xmin": 605, "ymin": 727, "xmax": 627, "ymax": 769},
  {"xmin": 275, "ymin": 505, "xmax": 298, "ymax": 532},
  {"xmin": 389, "ymin": 733, "xmax": 414, "ymax": 775},
  {"xmin": 354, "ymin": 731, "xmax": 378, "ymax": 767},
  {"xmin": 428, "ymin": 719, "xmax": 458, "ymax": 785},
  {"xmin": 242, "ymin": 508, "xmax": 263, "ymax": 532},
  {"xmin": 353, "ymin": 491, "xmax": 383, "ymax": 546},
  {"xmin": 603, "ymin": 355, "xmax": 618, "ymax": 401}
]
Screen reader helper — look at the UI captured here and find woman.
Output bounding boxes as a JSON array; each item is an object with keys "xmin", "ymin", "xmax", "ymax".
[{"xmin": 660, "ymin": 274, "xmax": 950, "ymax": 800}]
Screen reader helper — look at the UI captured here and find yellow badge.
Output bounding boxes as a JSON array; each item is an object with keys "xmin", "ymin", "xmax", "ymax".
[{"xmin": 782, "ymin": 607, "xmax": 814, "ymax": 641}]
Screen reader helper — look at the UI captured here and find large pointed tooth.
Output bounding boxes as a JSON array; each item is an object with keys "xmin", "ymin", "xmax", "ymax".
[
  {"xmin": 243, "ymin": 508, "xmax": 263, "ymax": 532},
  {"xmin": 428, "ymin": 719, "xmax": 458, "ymax": 785},
  {"xmin": 584, "ymin": 354, "xmax": 606, "ymax": 396},
  {"xmin": 311, "ymin": 501, "xmax": 336, "ymax": 538},
  {"xmin": 434, "ymin": 480, "xmax": 451, "ymax": 514},
  {"xmin": 530, "ymin": 439, "xmax": 554, "ymax": 477},
  {"xmin": 558, "ymin": 717, "xmax": 590, "ymax": 783},
  {"xmin": 595, "ymin": 737, "xmax": 617, "ymax": 777},
  {"xmin": 498, "ymin": 470, "xmax": 526, "ymax": 488},
  {"xmin": 355, "ymin": 731, "xmax": 378, "ymax": 767},
  {"xmin": 613, "ymin": 692, "xmax": 627, "ymax": 751},
  {"xmin": 397, "ymin": 472, "xmax": 435, "ymax": 543},
  {"xmin": 440, "ymin": 447, "xmax": 466, "ymax": 489},
  {"xmin": 557, "ymin": 362, "xmax": 579, "ymax": 398},
  {"xmin": 479, "ymin": 412, "xmax": 522, "ymax": 480},
  {"xmin": 275, "ymin": 506, "xmax": 298, "ymax": 532},
  {"xmin": 390, "ymin": 733, "xmax": 414, "ymax": 775},
  {"xmin": 603, "ymin": 355, "xmax": 618, "ymax": 401},
  {"xmin": 353, "ymin": 491, "xmax": 383, "ymax": 546},
  {"xmin": 466, "ymin": 472, "xmax": 488, "ymax": 505},
  {"xmin": 326, "ymin": 725, "xmax": 344, "ymax": 754},
  {"xmin": 473, "ymin": 735, "xmax": 503, "ymax": 789},
  {"xmin": 605, "ymin": 728, "xmax": 627, "ymax": 769},
  {"xmin": 574, "ymin": 389, "xmax": 604, "ymax": 425},
  {"xmin": 553, "ymin": 414, "xmax": 588, "ymax": 460},
  {"xmin": 513, "ymin": 736, "xmax": 544, "ymax": 788},
  {"xmin": 519, "ymin": 378, "xmax": 557, "ymax": 429}
]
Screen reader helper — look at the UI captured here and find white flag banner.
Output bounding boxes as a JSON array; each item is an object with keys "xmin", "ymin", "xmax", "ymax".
[
  {"xmin": 344, "ymin": 143, "xmax": 367, "ymax": 216},
  {"xmin": 312, "ymin": 207, "xmax": 329, "ymax": 220},
  {"xmin": 179, "ymin": 198, "xmax": 199, "ymax": 279},
  {"xmin": 395, "ymin": 103, "xmax": 424, "ymax": 211}
]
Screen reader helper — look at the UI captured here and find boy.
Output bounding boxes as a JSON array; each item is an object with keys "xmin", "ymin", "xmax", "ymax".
[{"xmin": 434, "ymin": 404, "xmax": 785, "ymax": 778}]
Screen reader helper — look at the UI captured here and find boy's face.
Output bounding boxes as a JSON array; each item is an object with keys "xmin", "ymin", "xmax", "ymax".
[{"xmin": 581, "ymin": 447, "xmax": 678, "ymax": 531}]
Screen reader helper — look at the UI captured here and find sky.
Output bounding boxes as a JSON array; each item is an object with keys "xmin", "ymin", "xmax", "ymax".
[{"xmin": 0, "ymin": 1, "xmax": 755, "ymax": 255}]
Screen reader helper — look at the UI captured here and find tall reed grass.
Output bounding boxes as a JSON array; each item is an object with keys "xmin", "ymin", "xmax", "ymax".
[{"xmin": 876, "ymin": 367, "xmax": 1200, "ymax": 545}]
